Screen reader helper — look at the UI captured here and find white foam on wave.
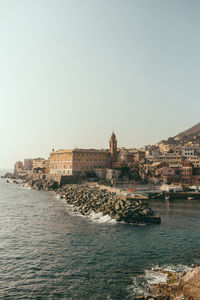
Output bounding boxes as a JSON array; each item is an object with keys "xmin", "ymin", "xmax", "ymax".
[
  {"xmin": 127, "ymin": 270, "xmax": 167, "ymax": 297},
  {"xmin": 54, "ymin": 193, "xmax": 117, "ymax": 224},
  {"xmin": 23, "ymin": 185, "xmax": 31, "ymax": 190},
  {"xmin": 55, "ymin": 195, "xmax": 116, "ymax": 224},
  {"xmin": 88, "ymin": 211, "xmax": 117, "ymax": 224},
  {"xmin": 127, "ymin": 276, "xmax": 149, "ymax": 297},
  {"xmin": 144, "ymin": 269, "xmax": 168, "ymax": 284},
  {"xmin": 160, "ymin": 264, "xmax": 192, "ymax": 273}
]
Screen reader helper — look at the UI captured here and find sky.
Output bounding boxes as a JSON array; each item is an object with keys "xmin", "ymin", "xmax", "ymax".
[{"xmin": 0, "ymin": 0, "xmax": 200, "ymax": 168}]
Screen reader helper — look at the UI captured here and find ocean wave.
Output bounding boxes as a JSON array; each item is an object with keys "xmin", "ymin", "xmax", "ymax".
[
  {"xmin": 55, "ymin": 193, "xmax": 117, "ymax": 224},
  {"xmin": 144, "ymin": 269, "xmax": 168, "ymax": 284},
  {"xmin": 153, "ymin": 264, "xmax": 192, "ymax": 273},
  {"xmin": 127, "ymin": 276, "xmax": 149, "ymax": 297},
  {"xmin": 87, "ymin": 212, "xmax": 117, "ymax": 224},
  {"xmin": 23, "ymin": 185, "xmax": 31, "ymax": 190}
]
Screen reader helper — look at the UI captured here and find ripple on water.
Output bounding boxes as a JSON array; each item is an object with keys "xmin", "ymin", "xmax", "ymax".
[{"xmin": 1, "ymin": 179, "xmax": 200, "ymax": 299}]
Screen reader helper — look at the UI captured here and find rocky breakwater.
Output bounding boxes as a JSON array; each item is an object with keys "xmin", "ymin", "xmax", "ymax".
[
  {"xmin": 27, "ymin": 178, "xmax": 59, "ymax": 191},
  {"xmin": 56, "ymin": 184, "xmax": 161, "ymax": 224}
]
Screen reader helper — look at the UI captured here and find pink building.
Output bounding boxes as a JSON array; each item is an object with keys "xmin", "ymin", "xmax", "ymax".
[
  {"xmin": 161, "ymin": 167, "xmax": 180, "ymax": 184},
  {"xmin": 181, "ymin": 161, "xmax": 193, "ymax": 185},
  {"xmin": 162, "ymin": 167, "xmax": 176, "ymax": 177}
]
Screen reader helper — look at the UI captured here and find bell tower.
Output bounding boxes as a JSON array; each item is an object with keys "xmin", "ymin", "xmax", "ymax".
[{"xmin": 109, "ymin": 131, "xmax": 117, "ymax": 162}]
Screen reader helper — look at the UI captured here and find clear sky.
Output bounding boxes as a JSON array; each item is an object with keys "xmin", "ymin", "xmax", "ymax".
[{"xmin": 0, "ymin": 0, "xmax": 200, "ymax": 168}]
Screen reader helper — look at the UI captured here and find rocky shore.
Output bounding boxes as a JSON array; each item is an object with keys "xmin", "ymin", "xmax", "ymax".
[
  {"xmin": 145, "ymin": 266, "xmax": 200, "ymax": 299},
  {"xmin": 27, "ymin": 178, "xmax": 161, "ymax": 224}
]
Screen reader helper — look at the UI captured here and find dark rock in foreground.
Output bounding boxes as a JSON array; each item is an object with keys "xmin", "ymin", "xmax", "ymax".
[{"xmin": 149, "ymin": 266, "xmax": 200, "ymax": 299}]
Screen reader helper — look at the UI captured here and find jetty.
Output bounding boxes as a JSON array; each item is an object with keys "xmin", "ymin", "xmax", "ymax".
[{"xmin": 26, "ymin": 179, "xmax": 161, "ymax": 224}]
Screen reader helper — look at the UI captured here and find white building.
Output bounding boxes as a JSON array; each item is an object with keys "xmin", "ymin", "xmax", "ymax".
[{"xmin": 182, "ymin": 145, "xmax": 200, "ymax": 158}]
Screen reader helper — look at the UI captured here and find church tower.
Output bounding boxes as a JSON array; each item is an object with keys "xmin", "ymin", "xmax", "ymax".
[{"xmin": 109, "ymin": 131, "xmax": 117, "ymax": 162}]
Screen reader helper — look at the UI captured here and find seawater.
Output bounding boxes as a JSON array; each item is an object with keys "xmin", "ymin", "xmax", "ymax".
[{"xmin": 1, "ymin": 178, "xmax": 200, "ymax": 299}]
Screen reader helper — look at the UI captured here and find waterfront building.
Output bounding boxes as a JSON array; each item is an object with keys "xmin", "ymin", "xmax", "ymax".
[
  {"xmin": 14, "ymin": 161, "xmax": 24, "ymax": 175},
  {"xmin": 49, "ymin": 149, "xmax": 110, "ymax": 176},
  {"xmin": 109, "ymin": 132, "xmax": 117, "ymax": 162},
  {"xmin": 32, "ymin": 158, "xmax": 49, "ymax": 170},
  {"xmin": 49, "ymin": 132, "xmax": 137, "ymax": 177},
  {"xmin": 112, "ymin": 148, "xmax": 135, "ymax": 169},
  {"xmin": 109, "ymin": 132, "xmax": 135, "ymax": 169},
  {"xmin": 24, "ymin": 159, "xmax": 33, "ymax": 170},
  {"xmin": 161, "ymin": 167, "xmax": 181, "ymax": 184},
  {"xmin": 181, "ymin": 160, "xmax": 193, "ymax": 185}
]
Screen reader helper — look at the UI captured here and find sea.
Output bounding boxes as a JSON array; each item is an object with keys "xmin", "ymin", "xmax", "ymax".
[{"xmin": 1, "ymin": 171, "xmax": 200, "ymax": 299}]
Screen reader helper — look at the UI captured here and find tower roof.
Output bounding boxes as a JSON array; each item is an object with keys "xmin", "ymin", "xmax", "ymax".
[{"xmin": 110, "ymin": 131, "xmax": 116, "ymax": 141}]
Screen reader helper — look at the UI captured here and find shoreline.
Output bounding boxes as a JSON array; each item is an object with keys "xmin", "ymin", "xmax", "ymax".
[
  {"xmin": 2, "ymin": 177, "xmax": 200, "ymax": 298},
  {"xmin": 27, "ymin": 178, "xmax": 161, "ymax": 224},
  {"xmin": 148, "ymin": 265, "xmax": 200, "ymax": 299},
  {"xmin": 3, "ymin": 176, "xmax": 161, "ymax": 225}
]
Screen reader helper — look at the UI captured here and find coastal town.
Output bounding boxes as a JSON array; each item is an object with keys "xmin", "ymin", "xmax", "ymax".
[
  {"xmin": 3, "ymin": 126, "xmax": 200, "ymax": 226},
  {"xmin": 4, "ymin": 129, "xmax": 200, "ymax": 298},
  {"xmin": 2, "ymin": 1, "xmax": 200, "ymax": 299},
  {"xmin": 10, "ymin": 128, "xmax": 200, "ymax": 191}
]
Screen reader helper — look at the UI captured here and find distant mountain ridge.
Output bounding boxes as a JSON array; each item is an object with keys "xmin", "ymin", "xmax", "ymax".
[{"xmin": 175, "ymin": 122, "xmax": 200, "ymax": 139}]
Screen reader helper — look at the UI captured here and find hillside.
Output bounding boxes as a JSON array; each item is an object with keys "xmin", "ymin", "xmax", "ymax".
[
  {"xmin": 159, "ymin": 122, "xmax": 200, "ymax": 145},
  {"xmin": 175, "ymin": 122, "xmax": 200, "ymax": 139}
]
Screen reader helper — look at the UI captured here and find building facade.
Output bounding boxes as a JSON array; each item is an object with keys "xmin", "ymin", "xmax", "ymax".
[
  {"xmin": 157, "ymin": 154, "xmax": 182, "ymax": 168},
  {"xmin": 186, "ymin": 156, "xmax": 200, "ymax": 168},
  {"xmin": 24, "ymin": 159, "xmax": 33, "ymax": 170},
  {"xmin": 182, "ymin": 145, "xmax": 200, "ymax": 158},
  {"xmin": 14, "ymin": 161, "xmax": 24, "ymax": 175},
  {"xmin": 49, "ymin": 132, "xmax": 137, "ymax": 177},
  {"xmin": 32, "ymin": 158, "xmax": 49, "ymax": 170},
  {"xmin": 49, "ymin": 149, "xmax": 110, "ymax": 176},
  {"xmin": 109, "ymin": 132, "xmax": 117, "ymax": 162}
]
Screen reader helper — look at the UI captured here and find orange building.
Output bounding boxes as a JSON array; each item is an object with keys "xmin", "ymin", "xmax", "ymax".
[{"xmin": 49, "ymin": 149, "xmax": 110, "ymax": 176}]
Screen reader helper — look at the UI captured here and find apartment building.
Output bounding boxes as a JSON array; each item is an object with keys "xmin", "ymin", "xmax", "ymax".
[
  {"xmin": 182, "ymin": 145, "xmax": 200, "ymax": 158},
  {"xmin": 187, "ymin": 156, "xmax": 200, "ymax": 168},
  {"xmin": 32, "ymin": 158, "xmax": 49, "ymax": 170},
  {"xmin": 157, "ymin": 153, "xmax": 182, "ymax": 168}
]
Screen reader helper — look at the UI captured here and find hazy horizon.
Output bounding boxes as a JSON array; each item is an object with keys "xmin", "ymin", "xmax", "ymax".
[{"xmin": 1, "ymin": 0, "xmax": 200, "ymax": 168}]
